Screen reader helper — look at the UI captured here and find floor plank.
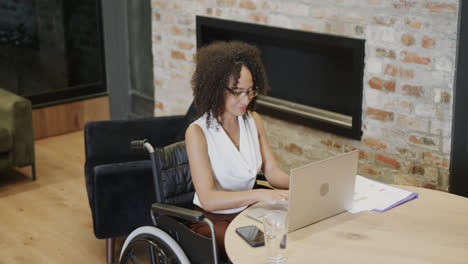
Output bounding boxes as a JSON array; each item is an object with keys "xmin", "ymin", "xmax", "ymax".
[{"xmin": 0, "ymin": 131, "xmax": 116, "ymax": 263}]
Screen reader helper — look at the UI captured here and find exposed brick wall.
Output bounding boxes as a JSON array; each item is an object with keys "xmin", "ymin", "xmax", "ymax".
[{"xmin": 151, "ymin": 0, "xmax": 459, "ymax": 191}]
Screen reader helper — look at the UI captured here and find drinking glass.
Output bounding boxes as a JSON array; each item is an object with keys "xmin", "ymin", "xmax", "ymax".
[{"xmin": 262, "ymin": 211, "xmax": 287, "ymax": 263}]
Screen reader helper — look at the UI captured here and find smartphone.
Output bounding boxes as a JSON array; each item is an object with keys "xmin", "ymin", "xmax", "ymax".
[{"xmin": 235, "ymin": 225, "xmax": 265, "ymax": 247}]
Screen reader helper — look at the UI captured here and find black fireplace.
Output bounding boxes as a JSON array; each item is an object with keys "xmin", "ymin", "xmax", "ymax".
[{"xmin": 196, "ymin": 16, "xmax": 365, "ymax": 140}]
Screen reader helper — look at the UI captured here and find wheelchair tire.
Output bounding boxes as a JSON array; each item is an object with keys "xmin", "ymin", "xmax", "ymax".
[{"xmin": 120, "ymin": 226, "xmax": 190, "ymax": 264}]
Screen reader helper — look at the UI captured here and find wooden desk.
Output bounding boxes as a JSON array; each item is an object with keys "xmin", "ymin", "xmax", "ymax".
[{"xmin": 225, "ymin": 186, "xmax": 468, "ymax": 264}]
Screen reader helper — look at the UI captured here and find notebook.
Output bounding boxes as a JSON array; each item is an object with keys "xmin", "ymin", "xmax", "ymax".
[{"xmin": 246, "ymin": 150, "xmax": 358, "ymax": 232}]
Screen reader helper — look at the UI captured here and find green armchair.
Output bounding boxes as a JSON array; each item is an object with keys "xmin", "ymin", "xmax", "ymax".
[{"xmin": 0, "ymin": 88, "xmax": 35, "ymax": 180}]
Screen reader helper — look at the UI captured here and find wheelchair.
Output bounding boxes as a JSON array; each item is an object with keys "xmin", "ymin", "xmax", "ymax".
[
  {"xmin": 119, "ymin": 139, "xmax": 270, "ymax": 264},
  {"xmin": 119, "ymin": 139, "xmax": 221, "ymax": 264}
]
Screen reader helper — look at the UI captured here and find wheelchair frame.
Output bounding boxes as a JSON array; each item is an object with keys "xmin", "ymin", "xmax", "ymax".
[{"xmin": 119, "ymin": 139, "xmax": 220, "ymax": 264}]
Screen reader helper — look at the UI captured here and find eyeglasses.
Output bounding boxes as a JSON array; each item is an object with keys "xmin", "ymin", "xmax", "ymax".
[{"xmin": 225, "ymin": 86, "xmax": 259, "ymax": 99}]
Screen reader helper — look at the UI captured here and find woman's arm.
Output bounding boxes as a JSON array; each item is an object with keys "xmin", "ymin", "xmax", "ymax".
[
  {"xmin": 185, "ymin": 124, "xmax": 288, "ymax": 212},
  {"xmin": 251, "ymin": 112, "xmax": 290, "ymax": 189}
]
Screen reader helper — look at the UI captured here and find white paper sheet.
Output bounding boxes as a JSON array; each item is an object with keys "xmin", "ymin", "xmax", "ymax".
[{"xmin": 348, "ymin": 175, "xmax": 418, "ymax": 214}]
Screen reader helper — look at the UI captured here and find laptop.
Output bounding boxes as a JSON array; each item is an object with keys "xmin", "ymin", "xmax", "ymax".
[{"xmin": 246, "ymin": 150, "xmax": 358, "ymax": 232}]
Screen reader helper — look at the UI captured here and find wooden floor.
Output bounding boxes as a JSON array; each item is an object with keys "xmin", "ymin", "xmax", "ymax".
[{"xmin": 0, "ymin": 131, "xmax": 119, "ymax": 263}]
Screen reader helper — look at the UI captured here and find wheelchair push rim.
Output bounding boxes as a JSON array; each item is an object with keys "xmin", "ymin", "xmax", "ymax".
[{"xmin": 120, "ymin": 226, "xmax": 190, "ymax": 264}]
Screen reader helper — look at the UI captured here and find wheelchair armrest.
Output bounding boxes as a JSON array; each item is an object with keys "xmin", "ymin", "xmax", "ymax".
[
  {"xmin": 152, "ymin": 203, "xmax": 205, "ymax": 222},
  {"xmin": 151, "ymin": 203, "xmax": 221, "ymax": 264}
]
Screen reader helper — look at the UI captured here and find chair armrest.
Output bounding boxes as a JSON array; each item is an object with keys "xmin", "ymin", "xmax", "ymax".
[
  {"xmin": 91, "ymin": 160, "xmax": 155, "ymax": 238},
  {"xmin": 152, "ymin": 203, "xmax": 205, "ymax": 222},
  {"xmin": 0, "ymin": 89, "xmax": 34, "ymax": 166}
]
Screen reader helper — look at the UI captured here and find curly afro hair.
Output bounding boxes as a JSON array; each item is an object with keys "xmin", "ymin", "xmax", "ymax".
[{"xmin": 191, "ymin": 41, "xmax": 270, "ymax": 127}]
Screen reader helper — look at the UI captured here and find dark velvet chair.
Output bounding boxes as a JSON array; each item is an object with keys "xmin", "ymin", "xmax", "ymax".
[{"xmin": 84, "ymin": 104, "xmax": 197, "ymax": 264}]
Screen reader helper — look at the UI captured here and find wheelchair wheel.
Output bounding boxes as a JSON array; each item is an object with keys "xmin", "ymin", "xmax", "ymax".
[{"xmin": 120, "ymin": 226, "xmax": 190, "ymax": 264}]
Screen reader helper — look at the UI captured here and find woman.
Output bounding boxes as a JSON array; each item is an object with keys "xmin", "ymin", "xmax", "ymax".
[{"xmin": 185, "ymin": 41, "xmax": 289, "ymax": 260}]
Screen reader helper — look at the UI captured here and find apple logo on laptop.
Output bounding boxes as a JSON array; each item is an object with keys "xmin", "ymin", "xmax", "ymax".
[{"xmin": 320, "ymin": 183, "xmax": 329, "ymax": 196}]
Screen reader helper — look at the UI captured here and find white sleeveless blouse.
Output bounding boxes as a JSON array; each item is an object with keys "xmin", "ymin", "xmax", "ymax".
[{"xmin": 191, "ymin": 112, "xmax": 263, "ymax": 214}]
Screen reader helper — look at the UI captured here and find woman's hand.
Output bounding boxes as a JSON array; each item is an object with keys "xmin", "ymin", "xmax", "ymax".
[{"xmin": 258, "ymin": 189, "xmax": 289, "ymax": 204}]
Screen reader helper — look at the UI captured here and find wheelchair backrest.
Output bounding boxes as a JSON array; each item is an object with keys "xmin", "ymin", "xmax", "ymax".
[{"xmin": 154, "ymin": 141, "xmax": 195, "ymax": 209}]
